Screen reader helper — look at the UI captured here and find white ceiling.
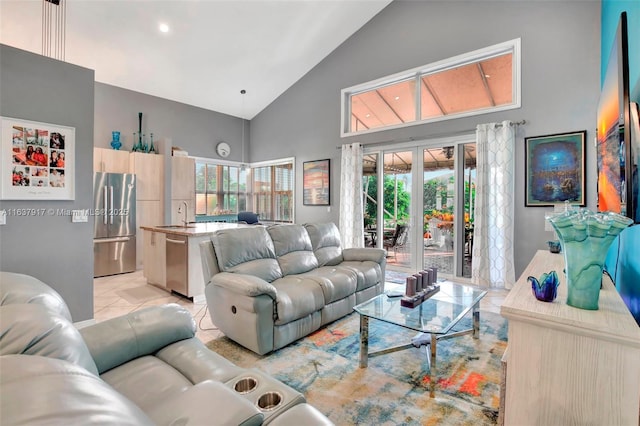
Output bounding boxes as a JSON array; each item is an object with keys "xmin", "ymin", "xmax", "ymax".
[{"xmin": 0, "ymin": 0, "xmax": 392, "ymax": 119}]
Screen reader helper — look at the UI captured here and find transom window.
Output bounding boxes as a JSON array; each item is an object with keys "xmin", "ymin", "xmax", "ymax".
[{"xmin": 342, "ymin": 39, "xmax": 520, "ymax": 136}]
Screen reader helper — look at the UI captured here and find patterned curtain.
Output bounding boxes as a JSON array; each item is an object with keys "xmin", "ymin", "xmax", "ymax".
[
  {"xmin": 471, "ymin": 121, "xmax": 516, "ymax": 289},
  {"xmin": 339, "ymin": 143, "xmax": 364, "ymax": 248}
]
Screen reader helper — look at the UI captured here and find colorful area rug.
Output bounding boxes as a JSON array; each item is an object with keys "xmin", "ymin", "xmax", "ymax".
[{"xmin": 206, "ymin": 310, "xmax": 507, "ymax": 425}]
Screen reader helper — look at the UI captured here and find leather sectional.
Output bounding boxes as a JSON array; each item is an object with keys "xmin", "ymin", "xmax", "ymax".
[
  {"xmin": 0, "ymin": 271, "xmax": 333, "ymax": 425},
  {"xmin": 200, "ymin": 222, "xmax": 386, "ymax": 355}
]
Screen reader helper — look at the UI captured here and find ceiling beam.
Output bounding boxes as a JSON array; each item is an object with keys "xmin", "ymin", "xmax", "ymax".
[
  {"xmin": 476, "ymin": 63, "xmax": 496, "ymax": 107},
  {"xmin": 374, "ymin": 90, "xmax": 404, "ymax": 123},
  {"xmin": 420, "ymin": 77, "xmax": 446, "ymax": 115}
]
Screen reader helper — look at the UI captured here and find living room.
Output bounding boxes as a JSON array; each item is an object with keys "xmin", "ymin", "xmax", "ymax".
[{"xmin": 1, "ymin": 0, "xmax": 639, "ymax": 425}]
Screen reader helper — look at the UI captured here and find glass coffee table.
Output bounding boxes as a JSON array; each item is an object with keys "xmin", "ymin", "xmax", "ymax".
[{"xmin": 353, "ymin": 281, "xmax": 487, "ymax": 397}]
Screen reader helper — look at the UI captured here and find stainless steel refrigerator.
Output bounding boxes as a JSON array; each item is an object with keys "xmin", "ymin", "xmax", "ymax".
[{"xmin": 93, "ymin": 172, "xmax": 136, "ymax": 277}]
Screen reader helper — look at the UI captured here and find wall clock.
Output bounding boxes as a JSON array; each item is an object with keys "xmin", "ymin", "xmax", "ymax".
[{"xmin": 216, "ymin": 142, "xmax": 231, "ymax": 158}]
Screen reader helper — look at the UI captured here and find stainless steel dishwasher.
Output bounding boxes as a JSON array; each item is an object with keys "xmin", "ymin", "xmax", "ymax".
[{"xmin": 166, "ymin": 235, "xmax": 188, "ymax": 297}]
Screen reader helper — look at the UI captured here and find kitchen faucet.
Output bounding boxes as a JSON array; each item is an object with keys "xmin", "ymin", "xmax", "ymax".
[{"xmin": 178, "ymin": 201, "xmax": 188, "ymax": 227}]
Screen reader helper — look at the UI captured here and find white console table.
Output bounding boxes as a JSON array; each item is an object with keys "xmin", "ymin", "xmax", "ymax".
[{"xmin": 500, "ymin": 250, "xmax": 640, "ymax": 425}]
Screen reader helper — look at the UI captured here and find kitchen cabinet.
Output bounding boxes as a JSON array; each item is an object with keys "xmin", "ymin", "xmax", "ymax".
[
  {"xmin": 93, "ymin": 147, "xmax": 130, "ymax": 173},
  {"xmin": 130, "ymin": 152, "xmax": 164, "ymax": 269},
  {"xmin": 171, "ymin": 156, "xmax": 195, "ymax": 224},
  {"xmin": 143, "ymin": 229, "xmax": 166, "ymax": 287},
  {"xmin": 500, "ymin": 250, "xmax": 640, "ymax": 425},
  {"xmin": 140, "ymin": 223, "xmax": 247, "ymax": 302},
  {"xmin": 130, "ymin": 152, "xmax": 164, "ymax": 201}
]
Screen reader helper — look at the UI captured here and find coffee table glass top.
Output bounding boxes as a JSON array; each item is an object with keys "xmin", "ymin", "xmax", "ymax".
[{"xmin": 353, "ymin": 281, "xmax": 487, "ymax": 335}]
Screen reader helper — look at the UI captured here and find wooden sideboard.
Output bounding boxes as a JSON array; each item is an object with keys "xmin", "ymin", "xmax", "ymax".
[{"xmin": 500, "ymin": 250, "xmax": 640, "ymax": 425}]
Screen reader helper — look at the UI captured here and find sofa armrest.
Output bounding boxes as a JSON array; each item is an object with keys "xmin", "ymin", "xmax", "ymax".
[
  {"xmin": 343, "ymin": 247, "xmax": 386, "ymax": 264},
  {"xmin": 80, "ymin": 304, "xmax": 196, "ymax": 374},
  {"xmin": 212, "ymin": 272, "xmax": 277, "ymax": 299}
]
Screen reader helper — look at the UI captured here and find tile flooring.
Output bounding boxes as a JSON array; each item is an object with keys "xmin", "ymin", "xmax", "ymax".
[{"xmin": 93, "ymin": 270, "xmax": 509, "ymax": 344}]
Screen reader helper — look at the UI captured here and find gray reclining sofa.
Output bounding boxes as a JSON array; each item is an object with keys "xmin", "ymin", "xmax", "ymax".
[
  {"xmin": 200, "ymin": 222, "xmax": 386, "ymax": 355},
  {"xmin": 0, "ymin": 271, "xmax": 333, "ymax": 426}
]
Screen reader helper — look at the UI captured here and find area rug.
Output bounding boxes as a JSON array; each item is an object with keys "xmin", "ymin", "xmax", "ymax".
[{"xmin": 206, "ymin": 310, "xmax": 508, "ymax": 425}]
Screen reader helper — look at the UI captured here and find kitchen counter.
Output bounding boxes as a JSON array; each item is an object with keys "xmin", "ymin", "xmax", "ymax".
[
  {"xmin": 141, "ymin": 222, "xmax": 250, "ymax": 301},
  {"xmin": 140, "ymin": 222, "xmax": 249, "ymax": 236}
]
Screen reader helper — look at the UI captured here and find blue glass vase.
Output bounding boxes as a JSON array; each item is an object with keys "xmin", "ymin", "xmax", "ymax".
[
  {"xmin": 110, "ymin": 131, "xmax": 122, "ymax": 150},
  {"xmin": 529, "ymin": 270, "xmax": 559, "ymax": 302},
  {"xmin": 546, "ymin": 208, "xmax": 632, "ymax": 310}
]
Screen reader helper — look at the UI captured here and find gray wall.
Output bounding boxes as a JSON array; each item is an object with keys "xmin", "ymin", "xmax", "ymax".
[
  {"xmin": 0, "ymin": 44, "xmax": 95, "ymax": 321},
  {"xmin": 94, "ymin": 83, "xmax": 249, "ymax": 162},
  {"xmin": 94, "ymin": 83, "xmax": 250, "ymax": 218},
  {"xmin": 250, "ymin": 0, "xmax": 601, "ymax": 277}
]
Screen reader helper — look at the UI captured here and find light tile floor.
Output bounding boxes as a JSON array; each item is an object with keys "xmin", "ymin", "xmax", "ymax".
[
  {"xmin": 93, "ymin": 270, "xmax": 508, "ymax": 344},
  {"xmin": 93, "ymin": 271, "xmax": 224, "ymax": 343}
]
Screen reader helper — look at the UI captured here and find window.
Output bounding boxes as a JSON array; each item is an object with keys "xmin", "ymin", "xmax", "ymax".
[
  {"xmin": 251, "ymin": 161, "xmax": 294, "ymax": 222},
  {"xmin": 195, "ymin": 157, "xmax": 294, "ymax": 222},
  {"xmin": 342, "ymin": 39, "xmax": 520, "ymax": 136},
  {"xmin": 195, "ymin": 162, "xmax": 247, "ymax": 216}
]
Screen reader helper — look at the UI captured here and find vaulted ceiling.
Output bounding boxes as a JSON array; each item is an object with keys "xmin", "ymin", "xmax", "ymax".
[{"xmin": 0, "ymin": 0, "xmax": 392, "ymax": 119}]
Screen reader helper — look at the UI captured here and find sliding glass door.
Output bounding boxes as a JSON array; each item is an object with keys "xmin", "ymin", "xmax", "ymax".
[{"xmin": 363, "ymin": 137, "xmax": 475, "ymax": 279}]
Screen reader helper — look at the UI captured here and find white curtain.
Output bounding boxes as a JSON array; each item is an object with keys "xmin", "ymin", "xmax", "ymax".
[
  {"xmin": 339, "ymin": 143, "xmax": 364, "ymax": 248},
  {"xmin": 471, "ymin": 121, "xmax": 516, "ymax": 289}
]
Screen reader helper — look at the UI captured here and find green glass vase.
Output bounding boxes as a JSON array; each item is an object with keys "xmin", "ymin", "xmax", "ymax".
[{"xmin": 546, "ymin": 208, "xmax": 632, "ymax": 310}]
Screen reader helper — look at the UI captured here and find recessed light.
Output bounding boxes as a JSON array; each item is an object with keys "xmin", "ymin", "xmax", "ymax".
[
  {"xmin": 366, "ymin": 114, "xmax": 371, "ymax": 118},
  {"xmin": 395, "ymin": 96, "xmax": 400, "ymax": 101},
  {"xmin": 159, "ymin": 23, "xmax": 170, "ymax": 33},
  {"xmin": 485, "ymin": 74, "xmax": 491, "ymax": 78}
]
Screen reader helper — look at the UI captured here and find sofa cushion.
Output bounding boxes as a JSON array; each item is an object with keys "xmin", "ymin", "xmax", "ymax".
[
  {"xmin": 299, "ymin": 267, "xmax": 357, "ymax": 304},
  {"xmin": 304, "ymin": 223, "xmax": 344, "ymax": 266},
  {"xmin": 0, "ymin": 271, "xmax": 72, "ymax": 321},
  {"xmin": 268, "ymin": 224, "xmax": 319, "ymax": 275},
  {"xmin": 0, "ymin": 303, "xmax": 99, "ymax": 375},
  {"xmin": 212, "ymin": 227, "xmax": 283, "ymax": 282},
  {"xmin": 0, "ymin": 354, "xmax": 154, "ymax": 426},
  {"xmin": 271, "ymin": 276, "xmax": 325, "ymax": 325},
  {"xmin": 340, "ymin": 261, "xmax": 382, "ymax": 291},
  {"xmin": 101, "ymin": 356, "xmax": 192, "ymax": 412}
]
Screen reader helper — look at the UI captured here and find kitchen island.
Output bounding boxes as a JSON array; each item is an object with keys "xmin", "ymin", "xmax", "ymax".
[{"xmin": 141, "ymin": 222, "xmax": 248, "ymax": 301}]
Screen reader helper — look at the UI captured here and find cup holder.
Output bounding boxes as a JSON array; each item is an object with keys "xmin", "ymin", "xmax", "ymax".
[
  {"xmin": 256, "ymin": 391, "xmax": 283, "ymax": 411},
  {"xmin": 234, "ymin": 377, "xmax": 258, "ymax": 394}
]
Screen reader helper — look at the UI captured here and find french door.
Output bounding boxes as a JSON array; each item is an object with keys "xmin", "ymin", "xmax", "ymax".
[{"xmin": 363, "ymin": 136, "xmax": 476, "ymax": 279}]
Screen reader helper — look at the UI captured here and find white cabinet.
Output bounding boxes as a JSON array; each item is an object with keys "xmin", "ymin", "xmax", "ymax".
[
  {"xmin": 130, "ymin": 152, "xmax": 164, "ymax": 201},
  {"xmin": 93, "ymin": 147, "xmax": 130, "ymax": 173},
  {"xmin": 143, "ymin": 229, "xmax": 166, "ymax": 287},
  {"xmin": 500, "ymin": 250, "xmax": 640, "ymax": 425},
  {"xmin": 171, "ymin": 156, "xmax": 195, "ymax": 224},
  {"xmin": 130, "ymin": 152, "xmax": 164, "ymax": 269}
]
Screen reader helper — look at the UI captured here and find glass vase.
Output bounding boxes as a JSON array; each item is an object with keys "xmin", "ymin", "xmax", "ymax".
[
  {"xmin": 545, "ymin": 208, "xmax": 632, "ymax": 310},
  {"xmin": 110, "ymin": 131, "xmax": 122, "ymax": 150}
]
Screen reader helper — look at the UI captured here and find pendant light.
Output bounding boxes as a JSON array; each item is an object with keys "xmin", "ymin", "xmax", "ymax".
[{"xmin": 240, "ymin": 89, "xmax": 247, "ymax": 170}]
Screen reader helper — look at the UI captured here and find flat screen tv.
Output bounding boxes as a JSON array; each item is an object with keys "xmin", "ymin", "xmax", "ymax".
[{"xmin": 597, "ymin": 11, "xmax": 637, "ymax": 222}]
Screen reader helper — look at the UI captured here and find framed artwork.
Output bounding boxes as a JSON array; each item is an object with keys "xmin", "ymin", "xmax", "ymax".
[
  {"xmin": 525, "ymin": 130, "xmax": 586, "ymax": 207},
  {"xmin": 1, "ymin": 116, "xmax": 75, "ymax": 200},
  {"xmin": 303, "ymin": 159, "xmax": 330, "ymax": 206}
]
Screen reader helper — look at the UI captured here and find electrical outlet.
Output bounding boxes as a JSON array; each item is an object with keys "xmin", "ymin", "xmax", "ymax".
[{"xmin": 0, "ymin": 210, "xmax": 6, "ymax": 225}]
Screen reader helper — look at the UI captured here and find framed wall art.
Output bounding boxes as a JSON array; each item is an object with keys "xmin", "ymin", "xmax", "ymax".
[
  {"xmin": 303, "ymin": 159, "xmax": 330, "ymax": 206},
  {"xmin": 1, "ymin": 116, "xmax": 75, "ymax": 200},
  {"xmin": 524, "ymin": 130, "xmax": 586, "ymax": 207}
]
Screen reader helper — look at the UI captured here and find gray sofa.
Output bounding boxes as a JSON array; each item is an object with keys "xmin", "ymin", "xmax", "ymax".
[
  {"xmin": 200, "ymin": 222, "xmax": 386, "ymax": 355},
  {"xmin": 0, "ymin": 271, "xmax": 333, "ymax": 426}
]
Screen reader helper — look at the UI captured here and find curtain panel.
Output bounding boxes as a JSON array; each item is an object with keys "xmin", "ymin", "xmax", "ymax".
[
  {"xmin": 471, "ymin": 121, "xmax": 516, "ymax": 289},
  {"xmin": 339, "ymin": 143, "xmax": 364, "ymax": 248}
]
